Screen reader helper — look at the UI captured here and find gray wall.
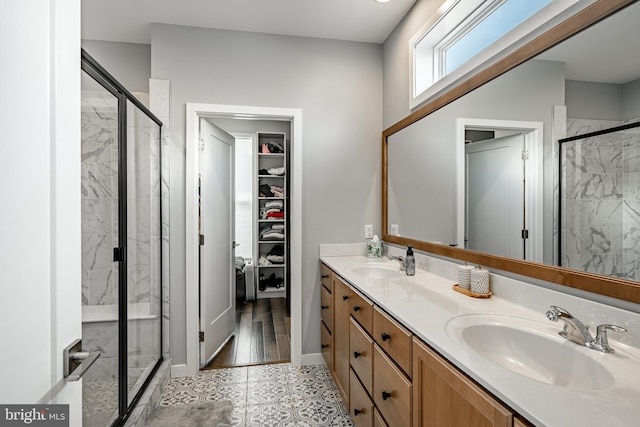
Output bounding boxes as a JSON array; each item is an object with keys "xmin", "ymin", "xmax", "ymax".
[
  {"xmin": 382, "ymin": 0, "xmax": 444, "ymax": 128},
  {"xmin": 565, "ymin": 79, "xmax": 640, "ymax": 121},
  {"xmin": 565, "ymin": 80, "xmax": 623, "ymax": 120},
  {"xmin": 151, "ymin": 24, "xmax": 383, "ymax": 365},
  {"xmin": 623, "ymin": 79, "xmax": 640, "ymax": 120},
  {"xmin": 82, "ymin": 40, "xmax": 151, "ymax": 94}
]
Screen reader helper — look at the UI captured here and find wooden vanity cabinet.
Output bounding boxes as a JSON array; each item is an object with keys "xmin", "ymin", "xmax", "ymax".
[
  {"xmin": 412, "ymin": 337, "xmax": 513, "ymax": 427},
  {"xmin": 320, "ymin": 265, "xmax": 333, "ymax": 373},
  {"xmin": 333, "ymin": 273, "xmax": 352, "ymax": 402}
]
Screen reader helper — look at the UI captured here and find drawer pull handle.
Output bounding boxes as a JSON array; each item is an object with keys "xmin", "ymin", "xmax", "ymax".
[
  {"xmin": 381, "ymin": 332, "xmax": 391, "ymax": 341},
  {"xmin": 322, "ymin": 274, "xmax": 329, "ymax": 279},
  {"xmin": 354, "ymin": 409, "xmax": 362, "ymax": 416},
  {"xmin": 321, "ymin": 305, "xmax": 329, "ymax": 310},
  {"xmin": 353, "ymin": 305, "xmax": 361, "ymax": 312},
  {"xmin": 321, "ymin": 344, "xmax": 329, "ymax": 349},
  {"xmin": 353, "ymin": 351, "xmax": 362, "ymax": 358},
  {"xmin": 343, "ymin": 295, "xmax": 349, "ymax": 300},
  {"xmin": 382, "ymin": 391, "xmax": 392, "ymax": 400}
]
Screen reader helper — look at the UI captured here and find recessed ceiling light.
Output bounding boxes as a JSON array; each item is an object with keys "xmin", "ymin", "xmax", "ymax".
[{"xmin": 374, "ymin": 0, "xmax": 392, "ymax": 4}]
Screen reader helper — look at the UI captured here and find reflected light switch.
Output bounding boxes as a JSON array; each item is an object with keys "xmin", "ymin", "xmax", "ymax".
[{"xmin": 391, "ymin": 224, "xmax": 399, "ymax": 236}]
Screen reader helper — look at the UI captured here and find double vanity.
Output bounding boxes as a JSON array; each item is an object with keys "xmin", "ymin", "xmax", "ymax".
[{"xmin": 319, "ymin": 247, "xmax": 640, "ymax": 427}]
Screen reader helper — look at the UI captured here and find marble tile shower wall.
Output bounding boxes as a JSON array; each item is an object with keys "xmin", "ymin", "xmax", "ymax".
[{"xmin": 562, "ymin": 118, "xmax": 640, "ymax": 280}]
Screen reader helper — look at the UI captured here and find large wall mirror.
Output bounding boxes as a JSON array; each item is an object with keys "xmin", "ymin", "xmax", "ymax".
[{"xmin": 383, "ymin": 0, "xmax": 640, "ymax": 304}]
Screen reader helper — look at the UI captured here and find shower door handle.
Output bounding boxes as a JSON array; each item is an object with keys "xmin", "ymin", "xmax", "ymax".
[{"xmin": 64, "ymin": 339, "xmax": 101, "ymax": 382}]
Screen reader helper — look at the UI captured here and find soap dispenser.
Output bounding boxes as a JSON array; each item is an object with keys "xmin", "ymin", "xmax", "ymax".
[{"xmin": 405, "ymin": 245, "xmax": 415, "ymax": 276}]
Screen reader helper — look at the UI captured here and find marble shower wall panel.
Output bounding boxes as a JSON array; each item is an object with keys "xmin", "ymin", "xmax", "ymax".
[
  {"xmin": 81, "ymin": 90, "xmax": 119, "ymax": 308},
  {"xmin": 563, "ymin": 118, "xmax": 640, "ymax": 279}
]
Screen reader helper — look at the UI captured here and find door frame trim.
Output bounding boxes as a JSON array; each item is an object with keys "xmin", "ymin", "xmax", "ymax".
[
  {"xmin": 185, "ymin": 103, "xmax": 303, "ymax": 376},
  {"xmin": 456, "ymin": 118, "xmax": 544, "ymax": 262}
]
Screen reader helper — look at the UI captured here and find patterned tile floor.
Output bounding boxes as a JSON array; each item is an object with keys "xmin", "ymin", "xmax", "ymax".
[{"xmin": 157, "ymin": 363, "xmax": 354, "ymax": 426}]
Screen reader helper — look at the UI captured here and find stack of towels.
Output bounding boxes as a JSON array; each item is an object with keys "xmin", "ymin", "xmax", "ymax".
[
  {"xmin": 260, "ymin": 224, "xmax": 285, "ymax": 241},
  {"xmin": 261, "ymin": 200, "xmax": 284, "ymax": 220}
]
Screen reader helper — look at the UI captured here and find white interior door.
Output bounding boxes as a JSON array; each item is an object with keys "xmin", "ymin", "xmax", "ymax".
[
  {"xmin": 199, "ymin": 119, "xmax": 236, "ymax": 367},
  {"xmin": 466, "ymin": 133, "xmax": 525, "ymax": 258},
  {"xmin": 1, "ymin": 1, "xmax": 82, "ymax": 424}
]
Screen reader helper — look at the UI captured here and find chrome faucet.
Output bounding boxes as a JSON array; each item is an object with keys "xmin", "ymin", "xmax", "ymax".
[
  {"xmin": 545, "ymin": 305, "xmax": 627, "ymax": 353},
  {"xmin": 387, "ymin": 255, "xmax": 405, "ymax": 271}
]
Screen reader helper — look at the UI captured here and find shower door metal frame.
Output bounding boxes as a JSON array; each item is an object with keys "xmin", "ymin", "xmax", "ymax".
[{"xmin": 81, "ymin": 48, "xmax": 164, "ymax": 427}]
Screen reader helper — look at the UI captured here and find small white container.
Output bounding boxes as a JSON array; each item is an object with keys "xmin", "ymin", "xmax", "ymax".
[
  {"xmin": 458, "ymin": 265, "xmax": 474, "ymax": 290},
  {"xmin": 471, "ymin": 268, "xmax": 490, "ymax": 294}
]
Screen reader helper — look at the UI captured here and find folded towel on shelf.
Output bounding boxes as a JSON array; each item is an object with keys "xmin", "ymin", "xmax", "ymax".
[
  {"xmin": 267, "ymin": 166, "xmax": 285, "ymax": 176},
  {"xmin": 266, "ymin": 255, "xmax": 284, "ymax": 263},
  {"xmin": 258, "ymin": 255, "xmax": 271, "ymax": 266},
  {"xmin": 266, "ymin": 212, "xmax": 284, "ymax": 219},
  {"xmin": 265, "ymin": 201, "xmax": 283, "ymax": 209}
]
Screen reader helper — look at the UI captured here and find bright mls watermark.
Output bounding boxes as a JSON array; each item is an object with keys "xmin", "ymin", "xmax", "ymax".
[{"xmin": 0, "ymin": 405, "xmax": 69, "ymax": 427}]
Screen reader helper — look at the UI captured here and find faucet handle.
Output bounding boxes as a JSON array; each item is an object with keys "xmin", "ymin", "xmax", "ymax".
[
  {"xmin": 545, "ymin": 305, "xmax": 572, "ymax": 321},
  {"xmin": 592, "ymin": 324, "xmax": 627, "ymax": 353}
]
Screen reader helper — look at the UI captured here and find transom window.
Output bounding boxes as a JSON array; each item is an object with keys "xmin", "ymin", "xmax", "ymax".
[
  {"xmin": 437, "ymin": 0, "xmax": 552, "ymax": 76},
  {"xmin": 410, "ymin": 0, "xmax": 578, "ymax": 109}
]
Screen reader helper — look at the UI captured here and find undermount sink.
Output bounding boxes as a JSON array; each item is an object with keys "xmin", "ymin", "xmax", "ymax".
[
  {"xmin": 446, "ymin": 314, "xmax": 615, "ymax": 391},
  {"xmin": 350, "ymin": 264, "xmax": 403, "ymax": 279}
]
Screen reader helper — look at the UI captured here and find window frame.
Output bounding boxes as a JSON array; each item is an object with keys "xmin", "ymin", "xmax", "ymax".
[{"xmin": 409, "ymin": 0, "xmax": 595, "ymax": 110}]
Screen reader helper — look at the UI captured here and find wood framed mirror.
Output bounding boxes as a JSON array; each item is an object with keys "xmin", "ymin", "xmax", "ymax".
[{"xmin": 382, "ymin": 0, "xmax": 640, "ymax": 304}]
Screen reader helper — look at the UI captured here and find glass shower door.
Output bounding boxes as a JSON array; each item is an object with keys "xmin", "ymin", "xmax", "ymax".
[
  {"xmin": 80, "ymin": 69, "xmax": 121, "ymax": 427},
  {"xmin": 126, "ymin": 99, "xmax": 163, "ymax": 404}
]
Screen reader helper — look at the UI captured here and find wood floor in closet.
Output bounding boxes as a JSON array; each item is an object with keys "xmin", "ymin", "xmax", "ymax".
[{"xmin": 204, "ymin": 297, "xmax": 291, "ymax": 369}]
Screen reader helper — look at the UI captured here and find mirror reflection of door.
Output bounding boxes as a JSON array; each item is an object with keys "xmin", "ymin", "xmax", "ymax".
[{"xmin": 465, "ymin": 133, "xmax": 526, "ymax": 258}]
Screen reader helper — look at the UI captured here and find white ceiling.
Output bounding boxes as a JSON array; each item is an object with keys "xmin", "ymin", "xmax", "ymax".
[{"xmin": 81, "ymin": 0, "xmax": 418, "ymax": 44}]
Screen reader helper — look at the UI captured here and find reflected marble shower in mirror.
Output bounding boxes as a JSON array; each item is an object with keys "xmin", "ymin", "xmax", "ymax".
[{"xmin": 560, "ymin": 120, "xmax": 640, "ymax": 280}]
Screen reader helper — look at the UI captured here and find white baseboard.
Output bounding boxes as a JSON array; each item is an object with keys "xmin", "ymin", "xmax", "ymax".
[
  {"xmin": 301, "ymin": 353, "xmax": 326, "ymax": 366},
  {"xmin": 170, "ymin": 364, "xmax": 189, "ymax": 378}
]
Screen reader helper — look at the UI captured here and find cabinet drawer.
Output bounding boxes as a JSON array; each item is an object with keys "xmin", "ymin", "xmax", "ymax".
[
  {"xmin": 373, "ymin": 306, "xmax": 412, "ymax": 378},
  {"xmin": 374, "ymin": 408, "xmax": 388, "ymax": 427},
  {"xmin": 321, "ymin": 284, "xmax": 333, "ymax": 331},
  {"xmin": 373, "ymin": 344, "xmax": 412, "ymax": 427},
  {"xmin": 321, "ymin": 263, "xmax": 332, "ymax": 291},
  {"xmin": 350, "ymin": 369, "xmax": 374, "ymax": 427},
  {"xmin": 350, "ymin": 317, "xmax": 373, "ymax": 393},
  {"xmin": 321, "ymin": 321, "xmax": 332, "ymax": 371},
  {"xmin": 350, "ymin": 289, "xmax": 373, "ymax": 334}
]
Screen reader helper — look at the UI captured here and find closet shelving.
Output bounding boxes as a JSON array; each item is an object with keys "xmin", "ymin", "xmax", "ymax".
[{"xmin": 256, "ymin": 132, "xmax": 287, "ymax": 299}]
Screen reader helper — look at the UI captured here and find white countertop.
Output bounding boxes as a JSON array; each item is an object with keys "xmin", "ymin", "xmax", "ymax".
[{"xmin": 320, "ymin": 255, "xmax": 640, "ymax": 427}]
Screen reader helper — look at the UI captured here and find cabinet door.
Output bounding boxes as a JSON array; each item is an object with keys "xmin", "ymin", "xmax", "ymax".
[
  {"xmin": 373, "ymin": 344, "xmax": 412, "ymax": 427},
  {"xmin": 321, "ymin": 284, "xmax": 333, "ymax": 332},
  {"xmin": 350, "ymin": 317, "xmax": 373, "ymax": 393},
  {"xmin": 350, "ymin": 369, "xmax": 374, "ymax": 427},
  {"xmin": 373, "ymin": 306, "xmax": 412, "ymax": 378},
  {"xmin": 321, "ymin": 263, "xmax": 332, "ymax": 290},
  {"xmin": 333, "ymin": 274, "xmax": 352, "ymax": 403},
  {"xmin": 350, "ymin": 289, "xmax": 373, "ymax": 334},
  {"xmin": 321, "ymin": 321, "xmax": 333, "ymax": 371},
  {"xmin": 412, "ymin": 337, "xmax": 513, "ymax": 427}
]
